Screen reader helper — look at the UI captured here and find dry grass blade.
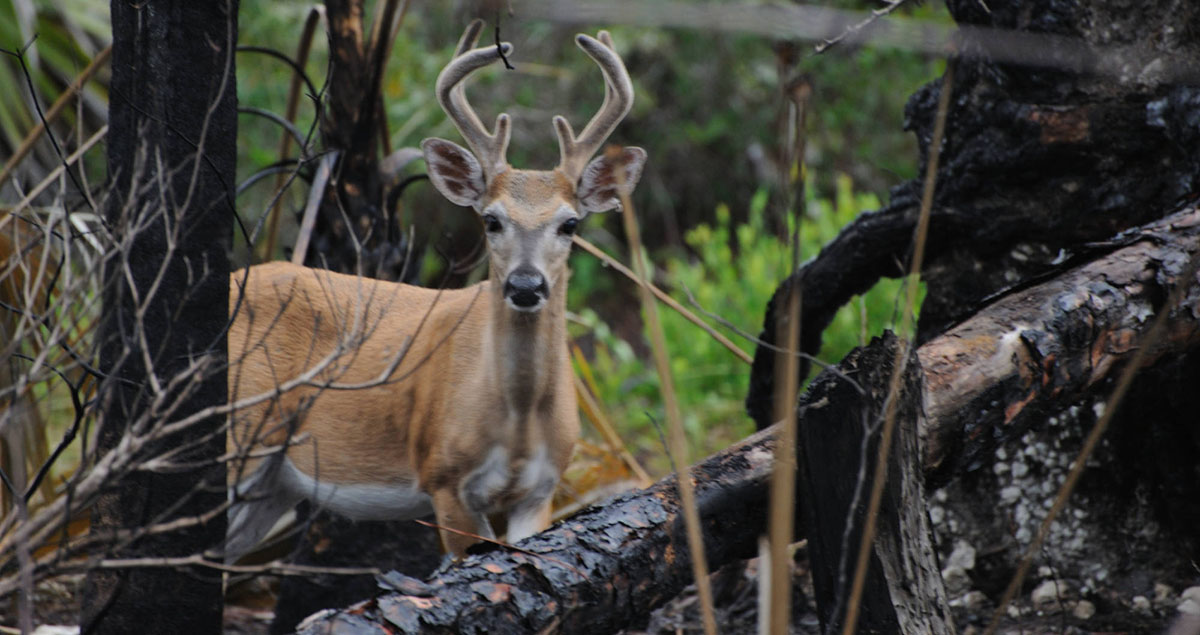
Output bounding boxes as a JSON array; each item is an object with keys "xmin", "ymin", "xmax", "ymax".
[
  {"xmin": 572, "ymin": 235, "xmax": 752, "ymax": 364},
  {"xmin": 840, "ymin": 58, "xmax": 955, "ymax": 635},
  {"xmin": 981, "ymin": 231, "xmax": 1200, "ymax": 634},
  {"xmin": 571, "ymin": 346, "xmax": 653, "ymax": 486},
  {"xmin": 766, "ymin": 76, "xmax": 811, "ymax": 635},
  {"xmin": 608, "ymin": 145, "xmax": 718, "ymax": 635},
  {"xmin": 9, "ymin": 125, "xmax": 107, "ymax": 217},
  {"xmin": 261, "ymin": 6, "xmax": 325, "ymax": 262}
]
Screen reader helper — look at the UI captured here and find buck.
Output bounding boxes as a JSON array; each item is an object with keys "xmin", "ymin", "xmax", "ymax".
[{"xmin": 224, "ymin": 22, "xmax": 645, "ymax": 560}]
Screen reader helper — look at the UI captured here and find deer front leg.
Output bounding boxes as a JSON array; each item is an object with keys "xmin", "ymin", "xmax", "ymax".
[{"xmin": 431, "ymin": 488, "xmax": 495, "ymax": 557}]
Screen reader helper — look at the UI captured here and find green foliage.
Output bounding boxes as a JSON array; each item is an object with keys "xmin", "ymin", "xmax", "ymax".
[
  {"xmin": 0, "ymin": 0, "xmax": 108, "ymax": 184},
  {"xmin": 571, "ymin": 175, "xmax": 924, "ymax": 474}
]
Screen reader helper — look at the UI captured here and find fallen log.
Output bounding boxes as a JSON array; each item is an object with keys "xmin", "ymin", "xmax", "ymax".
[
  {"xmin": 296, "ymin": 425, "xmax": 777, "ymax": 634},
  {"xmin": 918, "ymin": 204, "xmax": 1200, "ymax": 479},
  {"xmin": 297, "ymin": 204, "xmax": 1200, "ymax": 633}
]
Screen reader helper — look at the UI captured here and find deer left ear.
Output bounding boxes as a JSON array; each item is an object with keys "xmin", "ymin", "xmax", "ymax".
[
  {"xmin": 422, "ymin": 138, "xmax": 487, "ymax": 209},
  {"xmin": 577, "ymin": 147, "xmax": 646, "ymax": 214}
]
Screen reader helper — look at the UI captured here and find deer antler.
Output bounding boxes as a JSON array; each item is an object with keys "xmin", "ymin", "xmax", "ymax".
[
  {"xmin": 554, "ymin": 31, "xmax": 635, "ymax": 182},
  {"xmin": 435, "ymin": 19, "xmax": 512, "ymax": 180}
]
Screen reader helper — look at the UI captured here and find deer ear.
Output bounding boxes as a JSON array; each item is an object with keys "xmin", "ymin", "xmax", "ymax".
[
  {"xmin": 422, "ymin": 138, "xmax": 487, "ymax": 208},
  {"xmin": 576, "ymin": 147, "xmax": 646, "ymax": 214}
]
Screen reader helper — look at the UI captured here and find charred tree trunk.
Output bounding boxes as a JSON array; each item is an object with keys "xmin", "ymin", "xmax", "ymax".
[
  {"xmin": 797, "ymin": 336, "xmax": 952, "ymax": 634},
  {"xmin": 748, "ymin": 0, "xmax": 1200, "ymax": 428},
  {"xmin": 81, "ymin": 1, "xmax": 237, "ymax": 632},
  {"xmin": 305, "ymin": 0, "xmax": 414, "ymax": 281}
]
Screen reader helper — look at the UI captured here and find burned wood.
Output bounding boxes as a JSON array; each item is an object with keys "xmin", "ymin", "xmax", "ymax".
[
  {"xmin": 297, "ymin": 204, "xmax": 1199, "ymax": 633},
  {"xmin": 919, "ymin": 204, "xmax": 1200, "ymax": 480},
  {"xmin": 296, "ymin": 428, "xmax": 776, "ymax": 634},
  {"xmin": 749, "ymin": 3, "xmax": 1200, "ymax": 430},
  {"xmin": 797, "ymin": 335, "xmax": 952, "ymax": 634}
]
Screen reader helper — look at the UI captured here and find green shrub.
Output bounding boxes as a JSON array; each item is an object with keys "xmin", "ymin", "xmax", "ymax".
[{"xmin": 571, "ymin": 175, "xmax": 923, "ymax": 473}]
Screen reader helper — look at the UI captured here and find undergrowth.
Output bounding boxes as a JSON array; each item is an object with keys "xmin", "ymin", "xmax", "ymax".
[{"xmin": 570, "ymin": 175, "xmax": 924, "ymax": 475}]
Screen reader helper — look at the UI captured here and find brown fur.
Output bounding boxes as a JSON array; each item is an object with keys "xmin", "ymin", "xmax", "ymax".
[
  {"xmin": 227, "ymin": 247, "xmax": 578, "ymax": 555},
  {"xmin": 227, "ymin": 26, "xmax": 643, "ymax": 560}
]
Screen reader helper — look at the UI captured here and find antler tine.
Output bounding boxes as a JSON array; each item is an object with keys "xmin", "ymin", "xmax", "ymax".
[
  {"xmin": 436, "ymin": 21, "xmax": 512, "ymax": 179},
  {"xmin": 454, "ymin": 18, "xmax": 485, "ymax": 56},
  {"xmin": 554, "ymin": 31, "xmax": 635, "ymax": 181}
]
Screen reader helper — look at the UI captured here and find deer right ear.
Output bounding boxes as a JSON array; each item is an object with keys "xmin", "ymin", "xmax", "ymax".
[{"xmin": 422, "ymin": 138, "xmax": 486, "ymax": 208}]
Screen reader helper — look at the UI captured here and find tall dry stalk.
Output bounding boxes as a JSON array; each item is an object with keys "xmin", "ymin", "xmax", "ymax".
[
  {"xmin": 609, "ymin": 145, "xmax": 718, "ymax": 635},
  {"xmin": 766, "ymin": 76, "xmax": 811, "ymax": 634},
  {"xmin": 840, "ymin": 58, "xmax": 955, "ymax": 634}
]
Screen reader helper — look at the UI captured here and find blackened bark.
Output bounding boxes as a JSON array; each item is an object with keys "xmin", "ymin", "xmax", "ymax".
[
  {"xmin": 748, "ymin": 0, "xmax": 1200, "ymax": 430},
  {"xmin": 295, "ymin": 425, "xmax": 778, "ymax": 635},
  {"xmin": 918, "ymin": 204, "xmax": 1200, "ymax": 480},
  {"xmin": 81, "ymin": 1, "xmax": 236, "ymax": 632},
  {"xmin": 305, "ymin": 0, "xmax": 413, "ymax": 281},
  {"xmin": 797, "ymin": 334, "xmax": 951, "ymax": 634}
]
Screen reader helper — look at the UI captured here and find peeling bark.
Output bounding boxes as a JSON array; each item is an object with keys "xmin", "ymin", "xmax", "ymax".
[{"xmin": 919, "ymin": 205, "xmax": 1200, "ymax": 480}]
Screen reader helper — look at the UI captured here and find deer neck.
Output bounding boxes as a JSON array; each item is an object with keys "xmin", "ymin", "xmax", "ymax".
[{"xmin": 485, "ymin": 275, "xmax": 568, "ymax": 418}]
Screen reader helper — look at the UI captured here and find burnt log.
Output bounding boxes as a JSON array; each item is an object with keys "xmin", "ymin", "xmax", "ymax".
[
  {"xmin": 297, "ymin": 424, "xmax": 778, "ymax": 634},
  {"xmin": 297, "ymin": 203, "xmax": 1200, "ymax": 633},
  {"xmin": 797, "ymin": 335, "xmax": 952, "ymax": 634},
  {"xmin": 918, "ymin": 204, "xmax": 1200, "ymax": 480}
]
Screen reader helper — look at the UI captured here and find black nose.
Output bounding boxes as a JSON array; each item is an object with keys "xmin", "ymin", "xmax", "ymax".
[{"xmin": 504, "ymin": 269, "xmax": 548, "ymax": 309}]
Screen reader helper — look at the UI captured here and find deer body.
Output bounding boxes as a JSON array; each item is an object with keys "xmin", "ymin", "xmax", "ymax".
[
  {"xmin": 225, "ymin": 22, "xmax": 644, "ymax": 559},
  {"xmin": 226, "ymin": 259, "xmax": 577, "ymax": 557}
]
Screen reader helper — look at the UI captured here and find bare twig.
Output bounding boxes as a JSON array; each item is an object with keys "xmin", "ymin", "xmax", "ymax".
[
  {"xmin": 0, "ymin": 45, "xmax": 112, "ymax": 186},
  {"xmin": 233, "ymin": 41, "xmax": 327, "ymax": 258},
  {"xmin": 814, "ymin": 0, "xmax": 910, "ymax": 54},
  {"xmin": 572, "ymin": 235, "xmax": 753, "ymax": 364}
]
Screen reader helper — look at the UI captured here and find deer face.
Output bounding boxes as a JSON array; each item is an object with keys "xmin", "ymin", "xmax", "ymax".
[
  {"xmin": 422, "ymin": 144, "xmax": 645, "ymax": 312},
  {"xmin": 421, "ymin": 27, "xmax": 645, "ymax": 314}
]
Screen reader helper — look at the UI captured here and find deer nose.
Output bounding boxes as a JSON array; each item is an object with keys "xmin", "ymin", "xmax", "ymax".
[{"xmin": 504, "ymin": 268, "xmax": 549, "ymax": 310}]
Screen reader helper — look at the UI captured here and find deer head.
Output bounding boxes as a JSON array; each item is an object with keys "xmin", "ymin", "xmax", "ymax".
[{"xmin": 421, "ymin": 21, "xmax": 646, "ymax": 313}]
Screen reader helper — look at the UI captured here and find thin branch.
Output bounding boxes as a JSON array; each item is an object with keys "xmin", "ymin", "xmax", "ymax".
[
  {"xmin": 0, "ymin": 45, "xmax": 112, "ymax": 185},
  {"xmin": 0, "ymin": 40, "xmax": 95, "ymax": 212},
  {"xmin": 814, "ymin": 0, "xmax": 910, "ymax": 54},
  {"xmin": 572, "ymin": 235, "xmax": 752, "ymax": 364}
]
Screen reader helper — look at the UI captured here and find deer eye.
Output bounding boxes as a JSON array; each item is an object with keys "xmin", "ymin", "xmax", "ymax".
[
  {"xmin": 482, "ymin": 214, "xmax": 503, "ymax": 233},
  {"xmin": 558, "ymin": 217, "xmax": 579, "ymax": 236}
]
